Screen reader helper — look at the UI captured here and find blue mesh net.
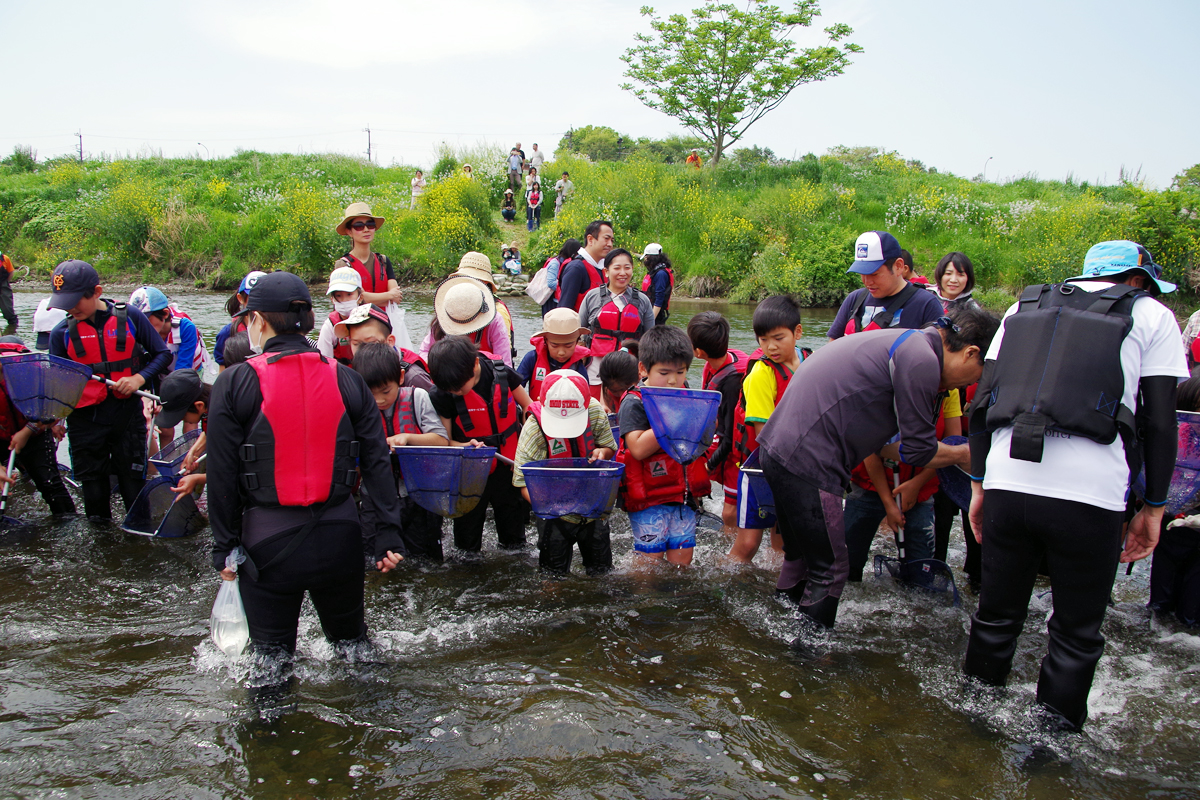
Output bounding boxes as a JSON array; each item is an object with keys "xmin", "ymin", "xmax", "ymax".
[
  {"xmin": 149, "ymin": 429, "xmax": 202, "ymax": 479},
  {"xmin": 640, "ymin": 387, "xmax": 721, "ymax": 465},
  {"xmin": 522, "ymin": 458, "xmax": 624, "ymax": 520},
  {"xmin": 874, "ymin": 555, "xmax": 961, "ymax": 606},
  {"xmin": 0, "ymin": 353, "xmax": 94, "ymax": 423},
  {"xmin": 393, "ymin": 446, "xmax": 496, "ymax": 518},
  {"xmin": 120, "ymin": 476, "xmax": 208, "ymax": 538},
  {"xmin": 1132, "ymin": 411, "xmax": 1200, "ymax": 515}
]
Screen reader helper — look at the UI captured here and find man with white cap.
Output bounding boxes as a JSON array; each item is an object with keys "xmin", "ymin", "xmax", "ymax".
[
  {"xmin": 828, "ymin": 231, "xmax": 943, "ymax": 339},
  {"xmin": 963, "ymin": 240, "xmax": 1187, "ymax": 732},
  {"xmin": 512, "ymin": 369, "xmax": 618, "ymax": 574}
]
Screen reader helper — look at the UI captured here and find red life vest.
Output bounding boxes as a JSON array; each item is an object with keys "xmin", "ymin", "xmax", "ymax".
[
  {"xmin": 640, "ymin": 266, "xmax": 675, "ymax": 306},
  {"xmin": 732, "ymin": 356, "xmax": 797, "ymax": 463},
  {"xmin": 241, "ymin": 350, "xmax": 359, "ymax": 507},
  {"xmin": 554, "ymin": 257, "xmax": 605, "ymax": 312},
  {"xmin": 66, "ymin": 302, "xmax": 143, "ymax": 408},
  {"xmin": 399, "ymin": 347, "xmax": 428, "ymax": 373},
  {"xmin": 701, "ymin": 349, "xmax": 750, "ymax": 392},
  {"xmin": 327, "ymin": 310, "xmax": 355, "ymax": 365},
  {"xmin": 590, "ymin": 291, "xmax": 643, "ymax": 358},
  {"xmin": 527, "ymin": 338, "xmax": 591, "ymax": 402},
  {"xmin": 843, "ymin": 283, "xmax": 922, "ymax": 335},
  {"xmin": 382, "ymin": 386, "xmax": 420, "ymax": 480},
  {"xmin": 450, "ymin": 360, "xmax": 522, "ymax": 470},
  {"xmin": 616, "ymin": 387, "xmax": 711, "ymax": 513},
  {"xmin": 344, "ymin": 252, "xmax": 390, "ymax": 295},
  {"xmin": 528, "ymin": 402, "xmax": 596, "ymax": 459},
  {"xmin": 0, "ymin": 341, "xmax": 29, "ymax": 440}
]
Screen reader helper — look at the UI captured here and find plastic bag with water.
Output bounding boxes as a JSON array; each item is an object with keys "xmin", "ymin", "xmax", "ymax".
[{"xmin": 210, "ymin": 549, "xmax": 249, "ymax": 657}]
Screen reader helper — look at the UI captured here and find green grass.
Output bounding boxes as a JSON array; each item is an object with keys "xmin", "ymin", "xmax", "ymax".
[{"xmin": 1, "ymin": 146, "xmax": 1197, "ymax": 304}]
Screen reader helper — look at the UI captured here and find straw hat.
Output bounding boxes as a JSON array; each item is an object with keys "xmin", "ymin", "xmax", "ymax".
[
  {"xmin": 452, "ymin": 251, "xmax": 497, "ymax": 289},
  {"xmin": 434, "ymin": 276, "xmax": 496, "ymax": 336},
  {"xmin": 335, "ymin": 202, "xmax": 386, "ymax": 236},
  {"xmin": 531, "ymin": 307, "xmax": 588, "ymax": 340}
]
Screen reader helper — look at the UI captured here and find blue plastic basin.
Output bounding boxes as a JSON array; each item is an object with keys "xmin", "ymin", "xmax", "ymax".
[
  {"xmin": 737, "ymin": 449, "xmax": 776, "ymax": 528},
  {"xmin": 393, "ymin": 446, "xmax": 496, "ymax": 518},
  {"xmin": 522, "ymin": 458, "xmax": 624, "ymax": 520},
  {"xmin": 149, "ymin": 429, "xmax": 202, "ymax": 479},
  {"xmin": 0, "ymin": 352, "xmax": 94, "ymax": 423},
  {"xmin": 640, "ymin": 386, "xmax": 721, "ymax": 465}
]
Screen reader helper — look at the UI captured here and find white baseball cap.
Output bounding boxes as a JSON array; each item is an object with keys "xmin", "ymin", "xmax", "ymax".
[
  {"xmin": 327, "ymin": 266, "xmax": 363, "ymax": 295},
  {"xmin": 642, "ymin": 243, "xmax": 663, "ymax": 258},
  {"xmin": 539, "ymin": 370, "xmax": 591, "ymax": 439}
]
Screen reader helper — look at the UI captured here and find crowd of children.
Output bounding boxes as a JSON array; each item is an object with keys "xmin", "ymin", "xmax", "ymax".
[{"xmin": 10, "ymin": 206, "xmax": 1200, "ymax": 733}]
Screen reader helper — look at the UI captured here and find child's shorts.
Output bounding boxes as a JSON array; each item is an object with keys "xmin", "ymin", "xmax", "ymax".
[
  {"xmin": 717, "ymin": 457, "xmax": 740, "ymax": 505},
  {"xmin": 629, "ymin": 503, "xmax": 697, "ymax": 554}
]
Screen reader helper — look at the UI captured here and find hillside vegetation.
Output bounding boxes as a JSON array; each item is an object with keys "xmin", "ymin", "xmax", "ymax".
[{"xmin": 1, "ymin": 143, "xmax": 1197, "ymax": 309}]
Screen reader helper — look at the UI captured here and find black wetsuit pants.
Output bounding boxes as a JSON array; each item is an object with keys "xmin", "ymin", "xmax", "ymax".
[
  {"xmin": 238, "ymin": 501, "xmax": 367, "ymax": 656},
  {"xmin": 3, "ymin": 430, "xmax": 75, "ymax": 515},
  {"xmin": 67, "ymin": 401, "xmax": 147, "ymax": 519},
  {"xmin": 963, "ymin": 489, "xmax": 1123, "ymax": 730},
  {"xmin": 453, "ymin": 462, "xmax": 529, "ymax": 552},
  {"xmin": 0, "ymin": 269, "xmax": 15, "ymax": 327},
  {"xmin": 934, "ymin": 489, "xmax": 980, "ymax": 584},
  {"xmin": 761, "ymin": 449, "xmax": 848, "ymax": 629},
  {"xmin": 1149, "ymin": 522, "xmax": 1200, "ymax": 627},
  {"xmin": 536, "ymin": 517, "xmax": 612, "ymax": 575}
]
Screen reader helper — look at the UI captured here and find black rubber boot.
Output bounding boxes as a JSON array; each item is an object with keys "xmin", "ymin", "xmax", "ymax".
[{"xmin": 81, "ymin": 479, "xmax": 112, "ymax": 520}]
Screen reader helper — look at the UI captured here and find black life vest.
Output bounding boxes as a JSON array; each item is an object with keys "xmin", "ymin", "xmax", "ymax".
[
  {"xmin": 239, "ymin": 350, "xmax": 360, "ymax": 507},
  {"xmin": 983, "ymin": 282, "xmax": 1147, "ymax": 463},
  {"xmin": 66, "ymin": 301, "xmax": 144, "ymax": 407},
  {"xmin": 844, "ymin": 282, "xmax": 922, "ymax": 335},
  {"xmin": 450, "ymin": 360, "xmax": 522, "ymax": 469}
]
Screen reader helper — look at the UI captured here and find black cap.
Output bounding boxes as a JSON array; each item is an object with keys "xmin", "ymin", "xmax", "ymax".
[
  {"xmin": 153, "ymin": 369, "xmax": 204, "ymax": 429},
  {"xmin": 48, "ymin": 260, "xmax": 101, "ymax": 310},
  {"xmin": 232, "ymin": 272, "xmax": 312, "ymax": 318}
]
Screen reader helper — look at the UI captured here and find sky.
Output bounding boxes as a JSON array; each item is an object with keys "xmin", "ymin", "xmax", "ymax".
[{"xmin": 1, "ymin": 0, "xmax": 1195, "ymax": 187}]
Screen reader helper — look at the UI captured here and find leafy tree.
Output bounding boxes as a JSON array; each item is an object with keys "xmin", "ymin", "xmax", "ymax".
[
  {"xmin": 621, "ymin": 1, "xmax": 860, "ymax": 164},
  {"xmin": 1175, "ymin": 163, "xmax": 1200, "ymax": 192},
  {"xmin": 632, "ymin": 134, "xmax": 710, "ymax": 163},
  {"xmin": 2, "ymin": 145, "xmax": 38, "ymax": 173},
  {"xmin": 557, "ymin": 126, "xmax": 630, "ymax": 162}
]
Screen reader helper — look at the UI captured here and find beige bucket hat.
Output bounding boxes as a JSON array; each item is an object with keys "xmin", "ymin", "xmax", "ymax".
[
  {"xmin": 434, "ymin": 276, "xmax": 496, "ymax": 336},
  {"xmin": 335, "ymin": 202, "xmax": 386, "ymax": 236},
  {"xmin": 531, "ymin": 307, "xmax": 588, "ymax": 340},
  {"xmin": 452, "ymin": 251, "xmax": 497, "ymax": 289}
]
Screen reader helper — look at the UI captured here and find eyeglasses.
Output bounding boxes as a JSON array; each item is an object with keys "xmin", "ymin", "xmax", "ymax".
[{"xmin": 349, "ymin": 220, "xmax": 377, "ymax": 231}]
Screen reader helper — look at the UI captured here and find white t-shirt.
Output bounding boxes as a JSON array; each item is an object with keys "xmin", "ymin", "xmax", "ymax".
[
  {"xmin": 33, "ymin": 297, "xmax": 66, "ymax": 333},
  {"xmin": 983, "ymin": 280, "xmax": 1189, "ymax": 511}
]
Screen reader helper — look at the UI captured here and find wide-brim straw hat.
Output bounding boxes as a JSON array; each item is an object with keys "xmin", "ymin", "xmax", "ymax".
[
  {"xmin": 452, "ymin": 251, "xmax": 497, "ymax": 289},
  {"xmin": 335, "ymin": 202, "xmax": 386, "ymax": 236},
  {"xmin": 435, "ymin": 276, "xmax": 496, "ymax": 336},
  {"xmin": 531, "ymin": 307, "xmax": 588, "ymax": 340}
]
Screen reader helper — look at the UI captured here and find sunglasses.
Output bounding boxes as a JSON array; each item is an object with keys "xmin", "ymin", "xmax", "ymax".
[{"xmin": 349, "ymin": 220, "xmax": 377, "ymax": 231}]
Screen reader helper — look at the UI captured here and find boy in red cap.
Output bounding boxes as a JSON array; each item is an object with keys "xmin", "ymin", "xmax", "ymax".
[{"xmin": 512, "ymin": 369, "xmax": 617, "ymax": 574}]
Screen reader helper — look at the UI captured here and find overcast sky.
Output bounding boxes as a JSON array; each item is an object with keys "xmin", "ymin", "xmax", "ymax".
[{"xmin": 2, "ymin": 0, "xmax": 1195, "ymax": 186}]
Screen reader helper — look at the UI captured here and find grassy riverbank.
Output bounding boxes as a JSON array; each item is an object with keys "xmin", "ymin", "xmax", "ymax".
[{"xmin": 1, "ymin": 145, "xmax": 1197, "ymax": 308}]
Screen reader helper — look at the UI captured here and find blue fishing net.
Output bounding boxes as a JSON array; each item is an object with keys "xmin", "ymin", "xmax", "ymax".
[
  {"xmin": 0, "ymin": 353, "xmax": 94, "ymax": 423},
  {"xmin": 522, "ymin": 458, "xmax": 624, "ymax": 520},
  {"xmin": 394, "ymin": 446, "xmax": 495, "ymax": 518},
  {"xmin": 640, "ymin": 386, "xmax": 721, "ymax": 465}
]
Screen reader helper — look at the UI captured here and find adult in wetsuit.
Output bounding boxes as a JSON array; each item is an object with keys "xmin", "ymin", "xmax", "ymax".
[{"xmin": 206, "ymin": 272, "xmax": 404, "ymax": 702}]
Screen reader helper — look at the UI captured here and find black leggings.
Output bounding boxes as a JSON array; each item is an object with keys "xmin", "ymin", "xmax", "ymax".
[
  {"xmin": 68, "ymin": 407, "xmax": 147, "ymax": 519},
  {"xmin": 963, "ymin": 489, "xmax": 1123, "ymax": 730},
  {"xmin": 452, "ymin": 462, "xmax": 529, "ymax": 552},
  {"xmin": 1149, "ymin": 522, "xmax": 1200, "ymax": 627},
  {"xmin": 8, "ymin": 430, "xmax": 75, "ymax": 515},
  {"xmin": 536, "ymin": 517, "xmax": 612, "ymax": 575},
  {"xmin": 934, "ymin": 488, "xmax": 979, "ymax": 583},
  {"xmin": 760, "ymin": 449, "xmax": 848, "ymax": 629}
]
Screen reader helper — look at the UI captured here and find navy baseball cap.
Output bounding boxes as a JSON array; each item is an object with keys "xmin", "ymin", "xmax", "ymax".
[
  {"xmin": 48, "ymin": 260, "xmax": 101, "ymax": 310},
  {"xmin": 232, "ymin": 272, "xmax": 312, "ymax": 317},
  {"xmin": 154, "ymin": 369, "xmax": 204, "ymax": 429},
  {"xmin": 847, "ymin": 231, "xmax": 902, "ymax": 274}
]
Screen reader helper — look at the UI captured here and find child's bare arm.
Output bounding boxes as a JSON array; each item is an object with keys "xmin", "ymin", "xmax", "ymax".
[
  {"xmin": 388, "ymin": 431, "xmax": 449, "ymax": 448},
  {"xmin": 624, "ymin": 428, "xmax": 662, "ymax": 461}
]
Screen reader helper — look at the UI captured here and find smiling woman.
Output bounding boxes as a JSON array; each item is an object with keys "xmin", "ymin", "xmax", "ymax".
[{"xmin": 577, "ymin": 248, "xmax": 656, "ymax": 396}]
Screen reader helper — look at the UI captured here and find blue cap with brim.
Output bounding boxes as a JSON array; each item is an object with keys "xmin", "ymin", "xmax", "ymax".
[
  {"xmin": 48, "ymin": 260, "xmax": 101, "ymax": 310},
  {"xmin": 1074, "ymin": 240, "xmax": 1175, "ymax": 296},
  {"xmin": 847, "ymin": 231, "xmax": 902, "ymax": 274}
]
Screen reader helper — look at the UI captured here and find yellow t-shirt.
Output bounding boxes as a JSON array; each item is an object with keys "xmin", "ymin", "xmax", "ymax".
[
  {"xmin": 942, "ymin": 389, "xmax": 963, "ymax": 419},
  {"xmin": 743, "ymin": 359, "xmax": 792, "ymax": 425}
]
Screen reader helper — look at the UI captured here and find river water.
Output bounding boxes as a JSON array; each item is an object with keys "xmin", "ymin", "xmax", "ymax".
[{"xmin": 1, "ymin": 288, "xmax": 1198, "ymax": 799}]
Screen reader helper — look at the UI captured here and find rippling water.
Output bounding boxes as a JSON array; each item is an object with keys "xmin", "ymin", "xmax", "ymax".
[{"xmin": 1, "ymin": 287, "xmax": 1198, "ymax": 799}]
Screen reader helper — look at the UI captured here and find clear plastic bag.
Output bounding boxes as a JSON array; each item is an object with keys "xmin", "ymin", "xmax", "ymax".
[{"xmin": 210, "ymin": 549, "xmax": 249, "ymax": 657}]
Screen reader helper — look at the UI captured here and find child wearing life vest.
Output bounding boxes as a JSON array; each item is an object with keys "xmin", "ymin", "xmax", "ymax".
[
  {"xmin": 598, "ymin": 348, "xmax": 639, "ymax": 414},
  {"xmin": 729, "ymin": 296, "xmax": 804, "ymax": 564},
  {"xmin": 335, "ymin": 304, "xmax": 433, "ymax": 391},
  {"xmin": 46, "ymin": 260, "xmax": 172, "ymax": 520},
  {"xmin": 516, "ymin": 308, "xmax": 591, "ymax": 402},
  {"xmin": 353, "ymin": 342, "xmax": 449, "ymax": 560},
  {"xmin": 428, "ymin": 336, "xmax": 532, "ymax": 553},
  {"xmin": 0, "ymin": 337, "xmax": 76, "ymax": 515},
  {"xmin": 617, "ymin": 325, "xmax": 711, "ymax": 567},
  {"xmin": 688, "ymin": 311, "xmax": 747, "ymax": 533},
  {"xmin": 316, "ymin": 266, "xmax": 364, "ymax": 366},
  {"xmin": 213, "ymin": 271, "xmax": 265, "ymax": 371},
  {"xmin": 512, "ymin": 370, "xmax": 618, "ymax": 574}
]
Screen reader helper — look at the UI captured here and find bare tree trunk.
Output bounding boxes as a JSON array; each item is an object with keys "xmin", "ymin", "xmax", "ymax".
[{"xmin": 712, "ymin": 130, "xmax": 725, "ymax": 164}]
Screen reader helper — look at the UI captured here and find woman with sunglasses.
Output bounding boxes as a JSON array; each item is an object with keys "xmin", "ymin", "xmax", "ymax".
[{"xmin": 334, "ymin": 203, "xmax": 404, "ymax": 308}]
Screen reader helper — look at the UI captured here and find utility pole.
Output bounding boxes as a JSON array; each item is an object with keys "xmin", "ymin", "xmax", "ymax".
[
  {"xmin": 364, "ymin": 125, "xmax": 372, "ymax": 163},
  {"xmin": 76, "ymin": 130, "xmax": 83, "ymax": 163}
]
